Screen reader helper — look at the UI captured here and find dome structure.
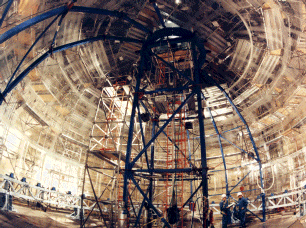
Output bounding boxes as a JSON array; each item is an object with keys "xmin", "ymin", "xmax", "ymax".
[{"xmin": 0, "ymin": 0, "xmax": 305, "ymax": 227}]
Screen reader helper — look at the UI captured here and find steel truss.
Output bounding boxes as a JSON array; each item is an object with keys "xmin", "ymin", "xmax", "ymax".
[
  {"xmin": 81, "ymin": 82, "xmax": 142, "ymax": 227},
  {"xmin": 0, "ymin": 2, "xmax": 266, "ymax": 228},
  {"xmin": 122, "ymin": 26, "xmax": 265, "ymax": 227}
]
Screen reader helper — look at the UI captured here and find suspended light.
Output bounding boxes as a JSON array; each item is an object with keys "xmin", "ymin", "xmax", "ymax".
[{"xmin": 175, "ymin": 0, "xmax": 182, "ymax": 5}]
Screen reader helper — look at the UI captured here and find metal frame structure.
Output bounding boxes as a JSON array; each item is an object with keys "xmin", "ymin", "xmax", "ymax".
[
  {"xmin": 210, "ymin": 187, "xmax": 306, "ymax": 216},
  {"xmin": 120, "ymin": 25, "xmax": 266, "ymax": 226},
  {"xmin": 0, "ymin": 174, "xmax": 94, "ymax": 211},
  {"xmin": 80, "ymin": 82, "xmax": 139, "ymax": 227},
  {"xmin": 0, "ymin": 2, "xmax": 266, "ymax": 227}
]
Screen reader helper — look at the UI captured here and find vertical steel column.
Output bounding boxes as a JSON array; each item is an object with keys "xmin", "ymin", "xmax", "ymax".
[
  {"xmin": 187, "ymin": 130, "xmax": 193, "ymax": 197},
  {"xmin": 123, "ymin": 48, "xmax": 146, "ymax": 220},
  {"xmin": 191, "ymin": 40, "xmax": 208, "ymax": 227},
  {"xmin": 147, "ymin": 120, "xmax": 156, "ymax": 228},
  {"xmin": 204, "ymin": 73, "xmax": 266, "ymax": 221},
  {"xmin": 80, "ymin": 150, "xmax": 89, "ymax": 228}
]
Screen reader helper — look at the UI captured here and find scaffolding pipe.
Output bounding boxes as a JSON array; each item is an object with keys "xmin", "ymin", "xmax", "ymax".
[{"xmin": 187, "ymin": 130, "xmax": 193, "ymax": 197}]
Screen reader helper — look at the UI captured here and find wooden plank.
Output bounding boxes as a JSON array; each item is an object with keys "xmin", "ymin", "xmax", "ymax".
[
  {"xmin": 54, "ymin": 106, "xmax": 70, "ymax": 116},
  {"xmin": 18, "ymin": 0, "xmax": 39, "ymax": 17},
  {"xmin": 38, "ymin": 94, "xmax": 56, "ymax": 102}
]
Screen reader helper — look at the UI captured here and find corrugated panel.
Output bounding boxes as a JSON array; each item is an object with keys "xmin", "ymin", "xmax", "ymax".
[
  {"xmin": 202, "ymin": 84, "xmax": 234, "ymax": 119},
  {"xmin": 252, "ymin": 53, "xmax": 280, "ymax": 85},
  {"xmin": 250, "ymin": 121, "xmax": 266, "ymax": 131},
  {"xmin": 259, "ymin": 114, "xmax": 279, "ymax": 126},
  {"xmin": 288, "ymin": 97, "xmax": 302, "ymax": 105},
  {"xmin": 229, "ymin": 39, "xmax": 251, "ymax": 71},
  {"xmin": 297, "ymin": 4, "xmax": 306, "ymax": 52},
  {"xmin": 277, "ymin": 107, "xmax": 291, "ymax": 116},
  {"xmin": 263, "ymin": 6, "xmax": 283, "ymax": 51},
  {"xmin": 295, "ymin": 87, "xmax": 306, "ymax": 97},
  {"xmin": 233, "ymin": 86, "xmax": 259, "ymax": 105}
]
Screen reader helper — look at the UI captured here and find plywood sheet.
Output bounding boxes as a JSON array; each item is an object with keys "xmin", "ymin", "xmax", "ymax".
[
  {"xmin": 17, "ymin": 31, "xmax": 32, "ymax": 46},
  {"xmin": 295, "ymin": 87, "xmax": 306, "ymax": 97},
  {"xmin": 38, "ymin": 94, "xmax": 56, "ymax": 102},
  {"xmin": 259, "ymin": 114, "xmax": 278, "ymax": 126},
  {"xmin": 54, "ymin": 105, "xmax": 70, "ymax": 116},
  {"xmin": 14, "ymin": 48, "xmax": 35, "ymax": 59},
  {"xmin": 277, "ymin": 107, "xmax": 291, "ymax": 116},
  {"xmin": 32, "ymin": 83, "xmax": 47, "ymax": 92},
  {"xmin": 18, "ymin": 0, "xmax": 39, "ymax": 17},
  {"xmin": 28, "ymin": 70, "xmax": 40, "ymax": 81}
]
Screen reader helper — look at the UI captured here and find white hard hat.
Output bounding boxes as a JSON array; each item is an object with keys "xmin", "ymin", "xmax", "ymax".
[
  {"xmin": 237, "ymin": 192, "xmax": 243, "ymax": 197},
  {"xmin": 221, "ymin": 194, "xmax": 226, "ymax": 199}
]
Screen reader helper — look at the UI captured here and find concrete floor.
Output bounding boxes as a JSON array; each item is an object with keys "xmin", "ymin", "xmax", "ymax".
[
  {"xmin": 0, "ymin": 205, "xmax": 79, "ymax": 228},
  {"xmin": 248, "ymin": 215, "xmax": 302, "ymax": 228},
  {"xmin": 1, "ymin": 205, "xmax": 306, "ymax": 228},
  {"xmin": 212, "ymin": 212, "xmax": 306, "ymax": 228}
]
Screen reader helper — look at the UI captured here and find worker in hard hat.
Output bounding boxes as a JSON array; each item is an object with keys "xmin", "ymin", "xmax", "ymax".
[
  {"xmin": 219, "ymin": 194, "xmax": 231, "ymax": 228},
  {"xmin": 237, "ymin": 192, "xmax": 248, "ymax": 227}
]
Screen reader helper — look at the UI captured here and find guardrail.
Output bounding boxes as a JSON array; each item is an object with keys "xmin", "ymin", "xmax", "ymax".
[
  {"xmin": 0, "ymin": 174, "xmax": 92, "ymax": 211},
  {"xmin": 210, "ymin": 188, "xmax": 306, "ymax": 215}
]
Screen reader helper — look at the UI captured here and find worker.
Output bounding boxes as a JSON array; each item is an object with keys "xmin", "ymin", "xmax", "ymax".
[
  {"xmin": 237, "ymin": 192, "xmax": 248, "ymax": 227},
  {"xmin": 219, "ymin": 194, "xmax": 231, "ymax": 228}
]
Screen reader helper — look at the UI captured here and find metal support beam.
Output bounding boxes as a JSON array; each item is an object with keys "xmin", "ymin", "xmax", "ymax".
[
  {"xmin": 0, "ymin": 35, "xmax": 143, "ymax": 105},
  {"xmin": 86, "ymin": 166, "xmax": 109, "ymax": 228},
  {"xmin": 192, "ymin": 38, "xmax": 208, "ymax": 228},
  {"xmin": 0, "ymin": 6, "xmax": 150, "ymax": 44},
  {"xmin": 122, "ymin": 46, "xmax": 145, "ymax": 221},
  {"xmin": 207, "ymin": 107, "xmax": 229, "ymax": 195},
  {"xmin": 147, "ymin": 119, "xmax": 156, "ymax": 228},
  {"xmin": 203, "ymin": 72, "xmax": 266, "ymax": 221},
  {"xmin": 229, "ymin": 171, "xmax": 251, "ymax": 193},
  {"xmin": 130, "ymin": 176, "xmax": 171, "ymax": 228},
  {"xmin": 129, "ymin": 92, "xmax": 194, "ymax": 168},
  {"xmin": 152, "ymin": 2, "xmax": 166, "ymax": 28}
]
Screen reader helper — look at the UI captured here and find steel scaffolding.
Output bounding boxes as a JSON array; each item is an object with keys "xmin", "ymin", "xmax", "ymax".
[
  {"xmin": 0, "ymin": 2, "xmax": 267, "ymax": 227},
  {"xmin": 81, "ymin": 82, "xmax": 133, "ymax": 227},
  {"xmin": 121, "ymin": 26, "xmax": 266, "ymax": 227}
]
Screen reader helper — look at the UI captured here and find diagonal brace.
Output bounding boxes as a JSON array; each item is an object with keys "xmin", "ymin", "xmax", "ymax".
[{"xmin": 129, "ymin": 91, "xmax": 194, "ymax": 168}]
